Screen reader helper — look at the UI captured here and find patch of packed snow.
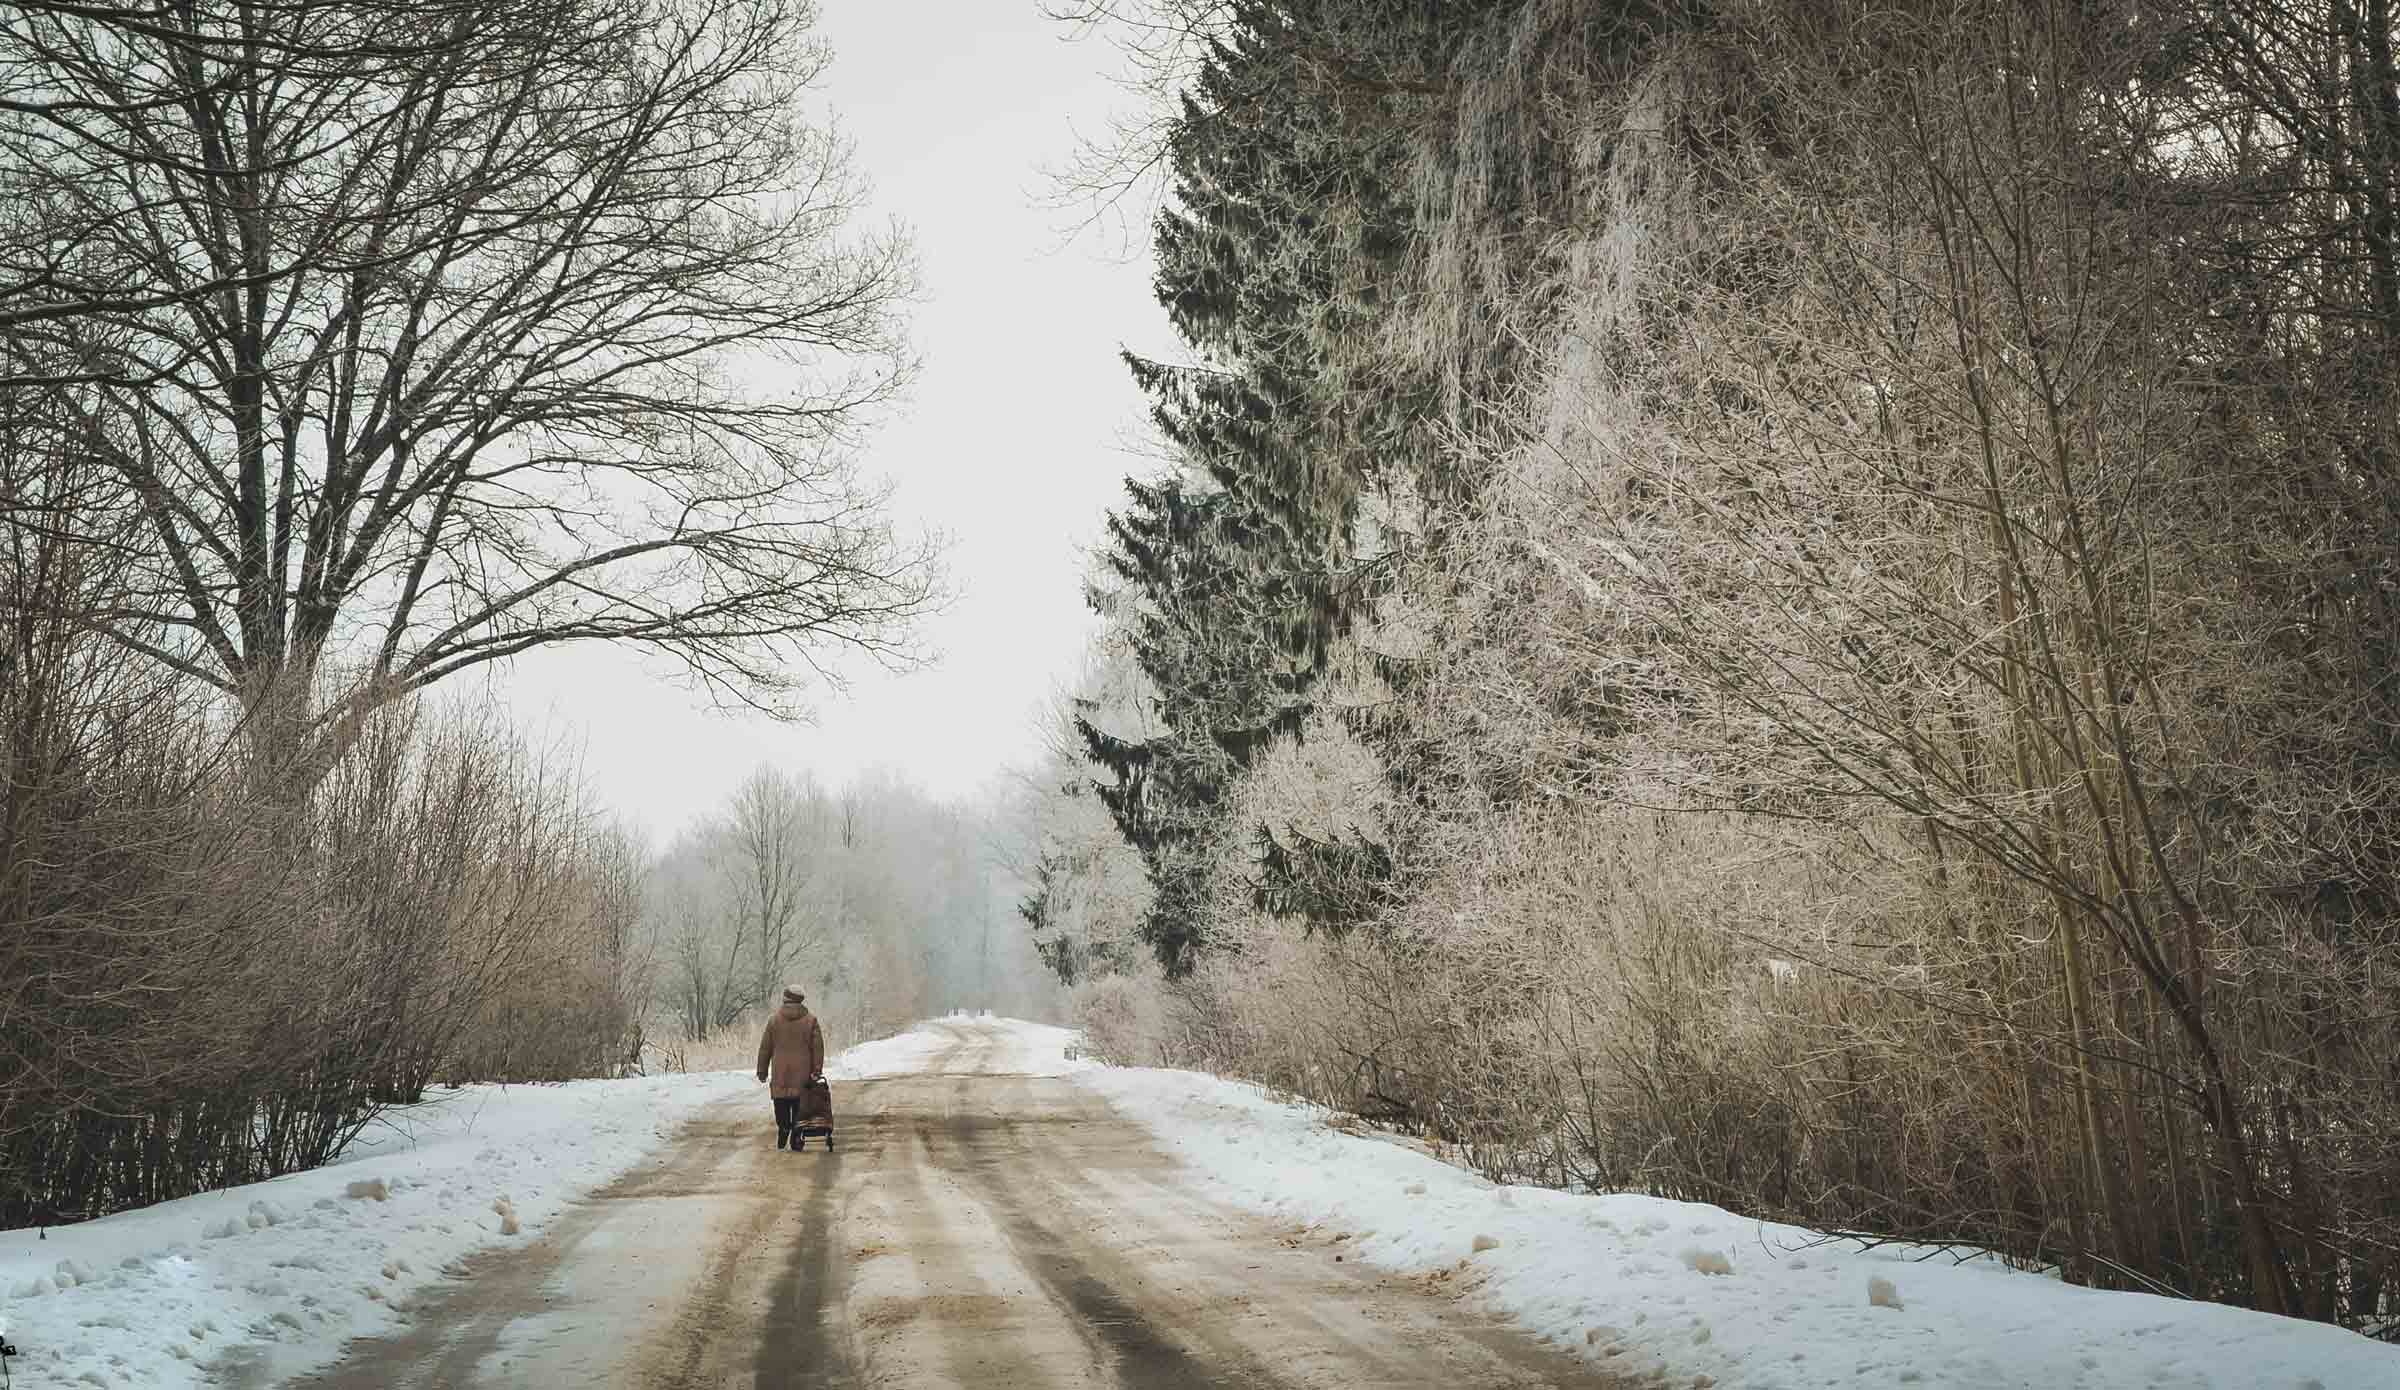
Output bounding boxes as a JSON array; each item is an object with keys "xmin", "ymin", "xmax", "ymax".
[
  {"xmin": 1070, "ymin": 1054, "xmax": 2400, "ymax": 1390},
  {"xmin": 940, "ymin": 1011, "xmax": 1093, "ymax": 1077},
  {"xmin": 825, "ymin": 1011, "xmax": 1092, "ymax": 1082},
  {"xmin": 822, "ymin": 1026, "xmax": 956, "ymax": 1081}
]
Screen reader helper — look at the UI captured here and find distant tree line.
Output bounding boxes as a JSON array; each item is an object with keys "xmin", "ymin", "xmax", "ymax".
[
  {"xmin": 1, "ymin": 0, "xmax": 930, "ymax": 1226},
  {"xmin": 1040, "ymin": 0, "xmax": 2400, "ymax": 1336},
  {"xmin": 645, "ymin": 764, "xmax": 1062, "ymax": 1057}
]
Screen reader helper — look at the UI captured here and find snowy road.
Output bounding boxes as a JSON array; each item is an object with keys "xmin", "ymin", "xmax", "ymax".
[{"xmin": 250, "ymin": 1019, "xmax": 1621, "ymax": 1389}]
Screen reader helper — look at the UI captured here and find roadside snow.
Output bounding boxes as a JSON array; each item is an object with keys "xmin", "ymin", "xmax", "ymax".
[
  {"xmin": 21, "ymin": 1016, "xmax": 2376, "ymax": 1390},
  {"xmin": 0, "ymin": 1020, "xmax": 949, "ymax": 1390},
  {"xmin": 1070, "ymin": 1052, "xmax": 2400, "ymax": 1390}
]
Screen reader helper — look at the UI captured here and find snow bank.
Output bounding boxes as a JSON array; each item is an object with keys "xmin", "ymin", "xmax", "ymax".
[
  {"xmin": 0, "ymin": 1067, "xmax": 751, "ymax": 1389},
  {"xmin": 1075, "ymin": 1059, "xmax": 2400, "ymax": 1390}
]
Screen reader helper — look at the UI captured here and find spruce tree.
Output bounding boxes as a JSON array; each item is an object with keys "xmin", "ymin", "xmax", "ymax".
[{"xmin": 1074, "ymin": 1, "xmax": 1481, "ymax": 972}]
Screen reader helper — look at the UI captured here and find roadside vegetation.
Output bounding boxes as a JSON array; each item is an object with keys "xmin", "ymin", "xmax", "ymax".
[
  {"xmin": 0, "ymin": 0, "xmax": 946, "ymax": 1228},
  {"xmin": 1032, "ymin": 0, "xmax": 2400, "ymax": 1336}
]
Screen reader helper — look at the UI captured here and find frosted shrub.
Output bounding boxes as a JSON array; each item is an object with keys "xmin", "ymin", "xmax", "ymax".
[{"xmin": 1072, "ymin": 971, "xmax": 1172, "ymax": 1067}]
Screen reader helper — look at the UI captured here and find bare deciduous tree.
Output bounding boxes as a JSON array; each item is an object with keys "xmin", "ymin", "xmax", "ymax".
[
  {"xmin": 3, "ymin": 0, "xmax": 936, "ymax": 764},
  {"xmin": 0, "ymin": 0, "xmax": 562, "ymax": 346},
  {"xmin": 725, "ymin": 765, "xmax": 829, "ymax": 1016}
]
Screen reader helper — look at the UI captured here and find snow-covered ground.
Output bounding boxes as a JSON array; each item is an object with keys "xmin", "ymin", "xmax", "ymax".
[
  {"xmin": 9, "ymin": 1017, "xmax": 2390, "ymax": 1390},
  {"xmin": 0, "ymin": 1019, "xmax": 955, "ymax": 1390},
  {"xmin": 1077, "ymin": 1051, "xmax": 2400, "ymax": 1390}
]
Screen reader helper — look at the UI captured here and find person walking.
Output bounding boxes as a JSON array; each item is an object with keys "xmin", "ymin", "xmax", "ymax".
[{"xmin": 756, "ymin": 986, "xmax": 826, "ymax": 1151}]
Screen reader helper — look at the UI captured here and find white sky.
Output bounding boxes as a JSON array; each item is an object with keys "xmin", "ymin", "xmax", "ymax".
[{"xmin": 500, "ymin": 1, "xmax": 1171, "ymax": 840}]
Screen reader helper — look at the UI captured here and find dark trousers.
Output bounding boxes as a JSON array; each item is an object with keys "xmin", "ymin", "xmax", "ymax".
[{"xmin": 773, "ymin": 1095, "xmax": 802, "ymax": 1135}]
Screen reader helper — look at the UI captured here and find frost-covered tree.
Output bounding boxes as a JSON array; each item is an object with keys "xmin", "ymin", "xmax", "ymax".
[
  {"xmin": 1056, "ymin": 0, "xmax": 2400, "ymax": 1334},
  {"xmin": 647, "ymin": 765, "xmax": 1061, "ymax": 1044},
  {"xmin": 1070, "ymin": 0, "xmax": 1468, "ymax": 972},
  {"xmin": 1008, "ymin": 612, "xmax": 1158, "ymax": 984}
]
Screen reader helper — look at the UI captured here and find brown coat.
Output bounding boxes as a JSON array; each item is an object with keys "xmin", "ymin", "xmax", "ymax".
[{"xmin": 756, "ymin": 1003, "xmax": 825, "ymax": 1099}]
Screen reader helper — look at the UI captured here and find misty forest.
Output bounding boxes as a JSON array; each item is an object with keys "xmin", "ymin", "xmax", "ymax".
[{"xmin": 5, "ymin": 0, "xmax": 2398, "ymax": 1353}]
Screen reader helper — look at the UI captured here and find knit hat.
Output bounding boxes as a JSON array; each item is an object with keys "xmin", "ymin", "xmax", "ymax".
[{"xmin": 781, "ymin": 986, "xmax": 806, "ymax": 1005}]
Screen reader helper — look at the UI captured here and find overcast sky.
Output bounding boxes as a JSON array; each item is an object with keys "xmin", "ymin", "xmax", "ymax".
[{"xmin": 499, "ymin": 1, "xmax": 1172, "ymax": 840}]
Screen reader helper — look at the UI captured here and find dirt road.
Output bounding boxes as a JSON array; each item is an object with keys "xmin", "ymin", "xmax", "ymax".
[{"xmin": 262, "ymin": 1020, "xmax": 1624, "ymax": 1389}]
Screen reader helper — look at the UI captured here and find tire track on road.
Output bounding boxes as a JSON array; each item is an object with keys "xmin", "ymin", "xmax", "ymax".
[
  {"xmin": 258, "ymin": 1104, "xmax": 755, "ymax": 1390},
  {"xmin": 926, "ymin": 1075, "xmax": 1229, "ymax": 1390},
  {"xmin": 751, "ymin": 1137, "xmax": 851, "ymax": 1388},
  {"xmin": 942, "ymin": 1073, "xmax": 1633, "ymax": 1390},
  {"xmin": 248, "ymin": 1022, "xmax": 1648, "ymax": 1390},
  {"xmin": 741, "ymin": 1027, "xmax": 983, "ymax": 1388}
]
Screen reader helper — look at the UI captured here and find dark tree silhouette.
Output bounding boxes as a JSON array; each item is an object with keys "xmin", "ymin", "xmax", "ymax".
[{"xmin": 1, "ymin": 0, "xmax": 935, "ymax": 760}]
